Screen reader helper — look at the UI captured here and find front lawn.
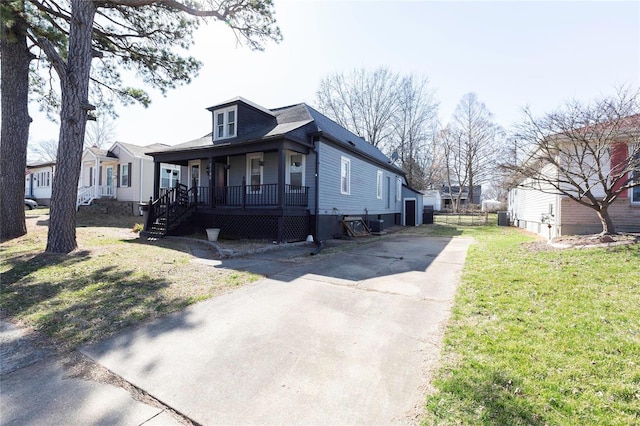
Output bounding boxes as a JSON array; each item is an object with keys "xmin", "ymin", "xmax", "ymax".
[
  {"xmin": 415, "ymin": 224, "xmax": 640, "ymax": 425},
  {"xmin": 0, "ymin": 214, "xmax": 260, "ymax": 350}
]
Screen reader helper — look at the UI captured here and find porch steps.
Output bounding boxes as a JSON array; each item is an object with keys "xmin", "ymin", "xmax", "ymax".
[{"xmin": 141, "ymin": 207, "xmax": 196, "ymax": 239}]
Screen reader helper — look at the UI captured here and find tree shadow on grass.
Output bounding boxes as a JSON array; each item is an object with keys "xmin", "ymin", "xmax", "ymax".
[{"xmin": 1, "ymin": 251, "xmax": 198, "ymax": 350}]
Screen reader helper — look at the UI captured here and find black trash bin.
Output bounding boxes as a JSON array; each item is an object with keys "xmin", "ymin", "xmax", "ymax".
[{"xmin": 423, "ymin": 206, "xmax": 434, "ymax": 224}]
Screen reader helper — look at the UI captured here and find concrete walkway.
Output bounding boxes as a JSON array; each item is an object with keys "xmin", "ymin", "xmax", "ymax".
[
  {"xmin": 81, "ymin": 235, "xmax": 472, "ymax": 425},
  {"xmin": 0, "ymin": 321, "xmax": 179, "ymax": 425}
]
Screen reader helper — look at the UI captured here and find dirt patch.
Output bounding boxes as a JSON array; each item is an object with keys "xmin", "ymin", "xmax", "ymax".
[{"xmin": 523, "ymin": 232, "xmax": 640, "ymax": 252}]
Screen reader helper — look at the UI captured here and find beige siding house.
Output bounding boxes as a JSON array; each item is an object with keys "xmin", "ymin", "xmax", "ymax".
[{"xmin": 78, "ymin": 142, "xmax": 174, "ymax": 214}]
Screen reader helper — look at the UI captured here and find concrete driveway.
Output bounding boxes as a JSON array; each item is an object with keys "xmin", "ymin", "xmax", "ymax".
[{"xmin": 82, "ymin": 234, "xmax": 472, "ymax": 425}]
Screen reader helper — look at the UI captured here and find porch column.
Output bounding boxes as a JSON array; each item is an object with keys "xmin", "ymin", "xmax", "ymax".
[
  {"xmin": 208, "ymin": 156, "xmax": 214, "ymax": 208},
  {"xmin": 95, "ymin": 157, "xmax": 99, "ymax": 197},
  {"xmin": 278, "ymin": 148, "xmax": 285, "ymax": 209},
  {"xmin": 277, "ymin": 148, "xmax": 286, "ymax": 242},
  {"xmin": 153, "ymin": 161, "xmax": 161, "ymax": 199}
]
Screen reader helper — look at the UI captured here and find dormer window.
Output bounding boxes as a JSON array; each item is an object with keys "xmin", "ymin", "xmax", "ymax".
[{"xmin": 214, "ymin": 106, "xmax": 237, "ymax": 140}]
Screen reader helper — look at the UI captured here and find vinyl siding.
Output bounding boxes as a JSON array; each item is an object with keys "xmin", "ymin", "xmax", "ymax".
[
  {"xmin": 317, "ymin": 141, "xmax": 402, "ymax": 216},
  {"xmin": 508, "ymin": 184, "xmax": 559, "ymax": 238}
]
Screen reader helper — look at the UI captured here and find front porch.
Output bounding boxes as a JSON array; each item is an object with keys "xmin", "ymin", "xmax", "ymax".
[
  {"xmin": 147, "ymin": 143, "xmax": 314, "ymax": 242},
  {"xmin": 77, "ymin": 184, "xmax": 116, "ymax": 208},
  {"xmin": 145, "ymin": 181, "xmax": 311, "ymax": 242}
]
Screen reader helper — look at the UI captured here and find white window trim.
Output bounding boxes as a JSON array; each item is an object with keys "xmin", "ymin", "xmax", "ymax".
[
  {"xmin": 161, "ymin": 166, "xmax": 181, "ymax": 189},
  {"xmin": 120, "ymin": 164, "xmax": 130, "ymax": 187},
  {"xmin": 376, "ymin": 170, "xmax": 383, "ymax": 199},
  {"xmin": 246, "ymin": 153, "xmax": 264, "ymax": 194},
  {"xmin": 286, "ymin": 151, "xmax": 306, "ymax": 189},
  {"xmin": 396, "ymin": 177, "xmax": 402, "ymax": 201},
  {"xmin": 341, "ymin": 156, "xmax": 351, "ymax": 195},
  {"xmin": 213, "ymin": 106, "xmax": 237, "ymax": 141}
]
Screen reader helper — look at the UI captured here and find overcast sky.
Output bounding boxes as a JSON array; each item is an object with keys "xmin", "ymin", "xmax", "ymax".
[{"xmin": 27, "ymin": 0, "xmax": 640, "ymax": 150}]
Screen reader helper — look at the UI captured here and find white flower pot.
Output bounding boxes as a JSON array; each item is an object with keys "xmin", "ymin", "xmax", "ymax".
[{"xmin": 206, "ymin": 228, "xmax": 220, "ymax": 242}]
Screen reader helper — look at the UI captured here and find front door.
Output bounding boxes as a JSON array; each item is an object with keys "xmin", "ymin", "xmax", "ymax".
[
  {"xmin": 215, "ymin": 162, "xmax": 227, "ymax": 205},
  {"xmin": 105, "ymin": 167, "xmax": 113, "ymax": 196},
  {"xmin": 405, "ymin": 199, "xmax": 416, "ymax": 226},
  {"xmin": 190, "ymin": 163, "xmax": 200, "ymax": 187}
]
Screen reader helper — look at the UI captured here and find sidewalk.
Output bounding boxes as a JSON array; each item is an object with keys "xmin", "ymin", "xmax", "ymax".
[{"xmin": 0, "ymin": 320, "xmax": 181, "ymax": 426}]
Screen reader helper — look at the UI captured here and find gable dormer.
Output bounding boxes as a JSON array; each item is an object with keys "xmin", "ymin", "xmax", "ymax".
[{"xmin": 207, "ymin": 97, "xmax": 277, "ymax": 143}]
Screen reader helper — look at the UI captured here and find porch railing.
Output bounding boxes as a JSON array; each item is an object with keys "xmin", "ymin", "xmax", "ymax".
[
  {"xmin": 76, "ymin": 185, "xmax": 115, "ymax": 209},
  {"xmin": 205, "ymin": 183, "xmax": 309, "ymax": 208},
  {"xmin": 77, "ymin": 186, "xmax": 95, "ymax": 209},
  {"xmin": 146, "ymin": 184, "xmax": 196, "ymax": 235}
]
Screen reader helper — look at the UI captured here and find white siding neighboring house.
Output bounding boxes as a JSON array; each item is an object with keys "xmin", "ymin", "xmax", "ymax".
[
  {"xmin": 25, "ymin": 161, "xmax": 56, "ymax": 205},
  {"xmin": 78, "ymin": 142, "xmax": 170, "ymax": 214},
  {"xmin": 508, "ymin": 116, "xmax": 640, "ymax": 238},
  {"xmin": 421, "ymin": 189, "xmax": 441, "ymax": 211}
]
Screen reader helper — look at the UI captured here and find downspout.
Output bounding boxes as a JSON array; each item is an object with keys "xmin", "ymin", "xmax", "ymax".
[
  {"xmin": 95, "ymin": 156, "xmax": 99, "ymax": 198},
  {"xmin": 311, "ymin": 134, "xmax": 323, "ymax": 255},
  {"xmin": 139, "ymin": 157, "xmax": 144, "ymax": 209}
]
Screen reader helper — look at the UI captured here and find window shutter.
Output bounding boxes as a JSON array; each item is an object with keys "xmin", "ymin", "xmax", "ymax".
[
  {"xmin": 611, "ymin": 142, "xmax": 629, "ymax": 197},
  {"xmin": 128, "ymin": 162, "xmax": 132, "ymax": 187},
  {"xmin": 98, "ymin": 166, "xmax": 102, "ymax": 185},
  {"xmin": 89, "ymin": 168, "xmax": 93, "ymax": 186},
  {"xmin": 117, "ymin": 164, "xmax": 120, "ymax": 188}
]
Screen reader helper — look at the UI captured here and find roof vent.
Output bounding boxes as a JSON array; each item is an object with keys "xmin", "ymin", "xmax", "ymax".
[{"xmin": 348, "ymin": 140, "xmax": 356, "ymax": 147}]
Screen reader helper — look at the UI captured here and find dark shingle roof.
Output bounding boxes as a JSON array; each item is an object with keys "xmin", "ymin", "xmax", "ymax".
[{"xmin": 148, "ymin": 99, "xmax": 402, "ymax": 173}]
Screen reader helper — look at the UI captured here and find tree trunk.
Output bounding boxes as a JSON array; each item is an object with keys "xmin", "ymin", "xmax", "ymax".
[
  {"xmin": 0, "ymin": 8, "xmax": 32, "ymax": 240},
  {"xmin": 596, "ymin": 204, "xmax": 616, "ymax": 235},
  {"xmin": 46, "ymin": 0, "xmax": 97, "ymax": 253}
]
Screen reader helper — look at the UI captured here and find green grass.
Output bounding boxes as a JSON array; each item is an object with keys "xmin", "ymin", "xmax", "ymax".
[
  {"xmin": 0, "ymin": 218, "xmax": 260, "ymax": 350},
  {"xmin": 416, "ymin": 224, "xmax": 640, "ymax": 425}
]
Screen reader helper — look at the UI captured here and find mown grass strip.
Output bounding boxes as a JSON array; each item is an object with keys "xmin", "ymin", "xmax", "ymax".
[{"xmin": 420, "ymin": 225, "xmax": 640, "ymax": 425}]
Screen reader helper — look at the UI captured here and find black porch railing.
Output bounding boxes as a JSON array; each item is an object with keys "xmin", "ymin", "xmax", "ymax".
[
  {"xmin": 201, "ymin": 183, "xmax": 309, "ymax": 208},
  {"xmin": 145, "ymin": 184, "xmax": 196, "ymax": 235}
]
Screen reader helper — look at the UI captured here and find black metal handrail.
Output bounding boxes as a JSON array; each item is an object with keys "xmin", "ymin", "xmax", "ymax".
[{"xmin": 145, "ymin": 184, "xmax": 195, "ymax": 234}]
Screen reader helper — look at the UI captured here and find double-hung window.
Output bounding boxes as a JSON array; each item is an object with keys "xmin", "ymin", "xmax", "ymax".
[
  {"xmin": 341, "ymin": 156, "xmax": 351, "ymax": 195},
  {"xmin": 120, "ymin": 163, "xmax": 130, "ymax": 187},
  {"xmin": 247, "ymin": 153, "xmax": 263, "ymax": 193},
  {"xmin": 214, "ymin": 106, "xmax": 237, "ymax": 140},
  {"xmin": 376, "ymin": 171, "xmax": 383, "ymax": 199},
  {"xmin": 161, "ymin": 167, "xmax": 180, "ymax": 188},
  {"xmin": 287, "ymin": 152, "xmax": 305, "ymax": 189},
  {"xmin": 396, "ymin": 177, "xmax": 402, "ymax": 201}
]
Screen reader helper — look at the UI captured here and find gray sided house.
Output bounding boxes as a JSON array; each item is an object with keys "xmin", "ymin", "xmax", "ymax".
[{"xmin": 145, "ymin": 97, "xmax": 423, "ymax": 242}]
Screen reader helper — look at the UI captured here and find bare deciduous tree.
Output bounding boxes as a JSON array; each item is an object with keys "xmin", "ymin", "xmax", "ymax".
[
  {"xmin": 392, "ymin": 75, "xmax": 438, "ymax": 189},
  {"xmin": 503, "ymin": 87, "xmax": 640, "ymax": 235},
  {"xmin": 29, "ymin": 138, "xmax": 58, "ymax": 162},
  {"xmin": 316, "ymin": 67, "xmax": 401, "ymax": 150},
  {"xmin": 316, "ymin": 68, "xmax": 439, "ymax": 188},
  {"xmin": 84, "ymin": 113, "xmax": 116, "ymax": 149},
  {"xmin": 437, "ymin": 93, "xmax": 503, "ymax": 211}
]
